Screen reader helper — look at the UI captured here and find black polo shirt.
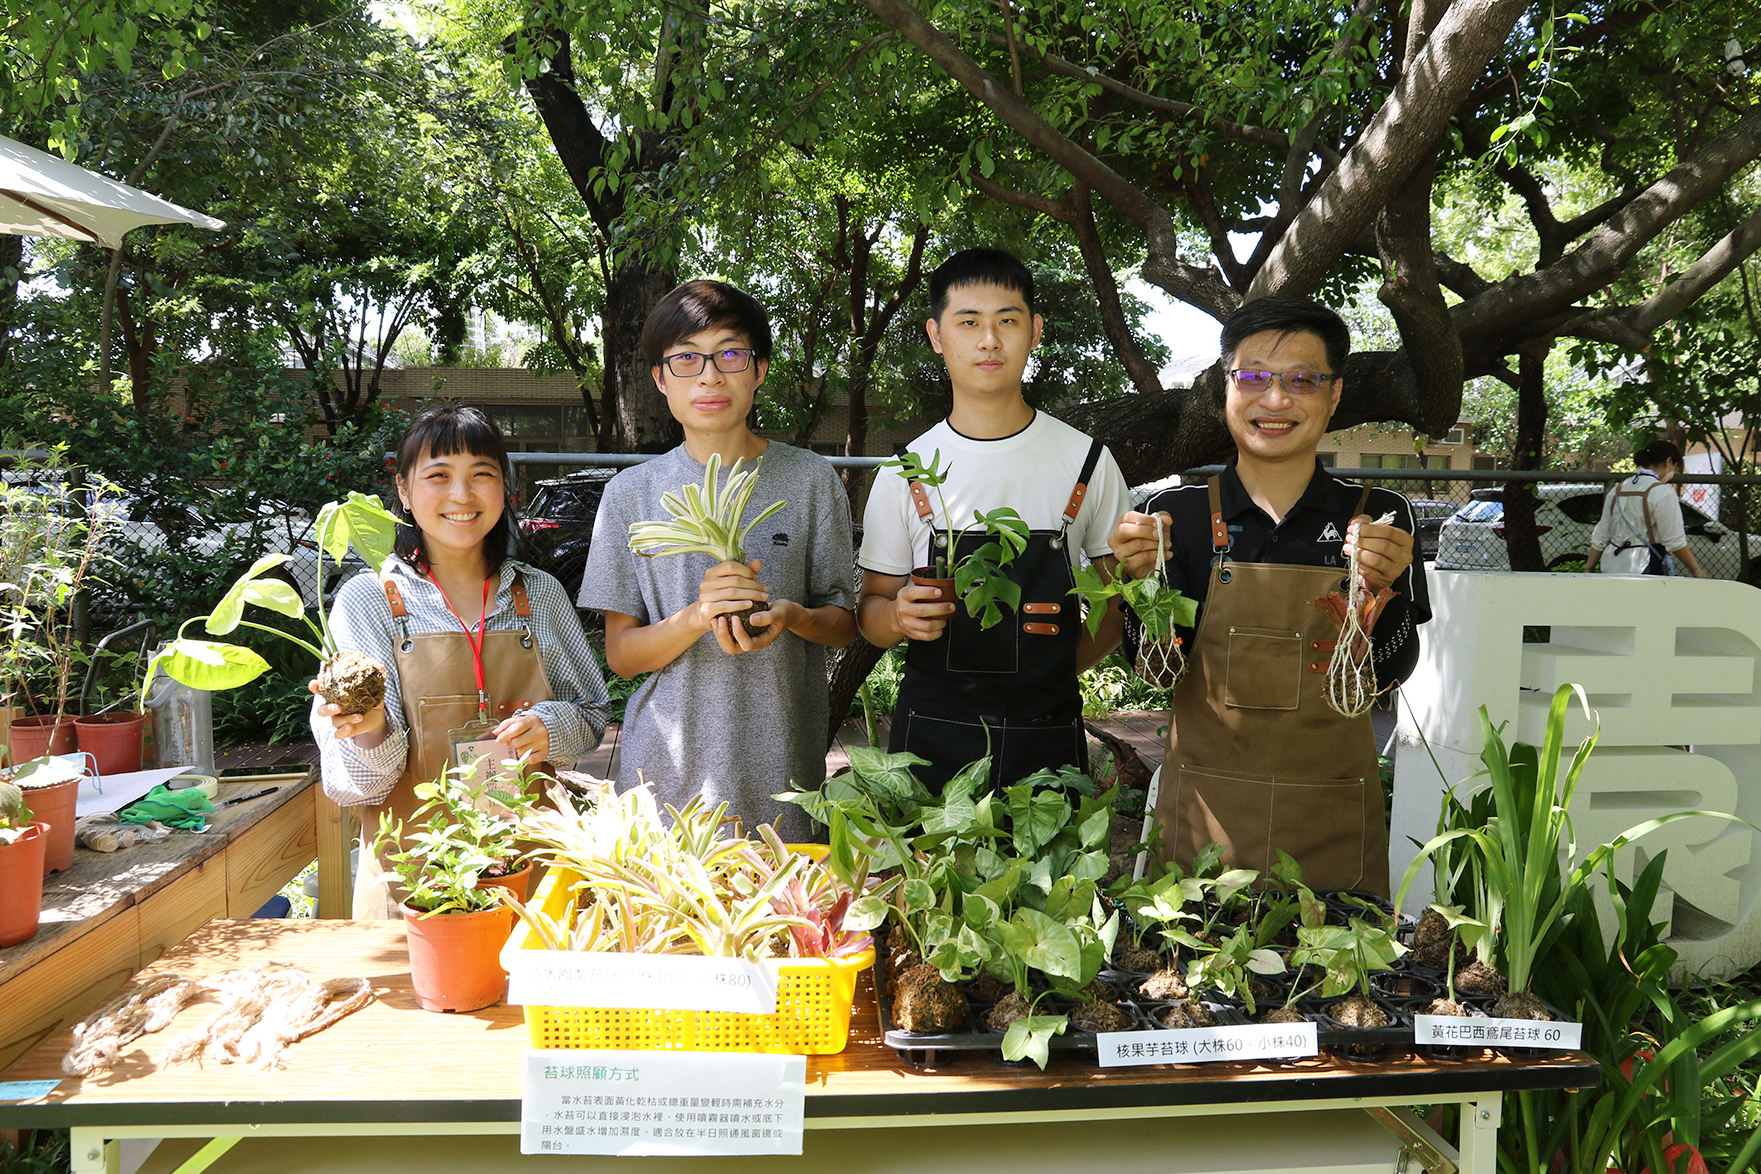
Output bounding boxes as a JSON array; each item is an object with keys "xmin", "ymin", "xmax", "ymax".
[{"xmin": 1127, "ymin": 457, "xmax": 1431, "ymax": 688}]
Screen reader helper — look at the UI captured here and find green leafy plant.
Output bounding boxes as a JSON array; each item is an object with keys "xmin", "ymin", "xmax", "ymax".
[
  {"xmin": 1069, "ymin": 563, "xmax": 1196, "ymax": 640},
  {"xmin": 0, "ymin": 453, "xmax": 118, "ymax": 720},
  {"xmin": 377, "ymin": 765, "xmax": 539, "ymax": 917},
  {"xmin": 1290, "ymin": 916, "xmax": 1407, "ymax": 1002},
  {"xmin": 0, "ymin": 777, "xmax": 33, "ymax": 844},
  {"xmin": 140, "ymin": 492, "xmax": 400, "ymax": 700},
  {"xmin": 881, "ymin": 449, "xmax": 1030, "ymax": 629},
  {"xmin": 627, "ymin": 452, "xmax": 786, "ymax": 565}
]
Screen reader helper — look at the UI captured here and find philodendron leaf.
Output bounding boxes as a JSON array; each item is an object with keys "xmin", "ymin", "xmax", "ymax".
[
  {"xmin": 900, "ymin": 878, "xmax": 935, "ymax": 914},
  {"xmin": 157, "ymin": 639, "xmax": 272, "ymax": 692},
  {"xmin": 1007, "ymin": 787, "xmax": 1070, "ymax": 856},
  {"xmin": 1246, "ymin": 948, "xmax": 1286, "ymax": 975},
  {"xmin": 1001, "ymin": 1015, "xmax": 1067, "ymax": 1069},
  {"xmin": 845, "ymin": 896, "xmax": 889, "ymax": 934},
  {"xmin": 205, "ymin": 552, "xmax": 294, "ymax": 635},
  {"xmin": 1011, "ymin": 908, "xmax": 1083, "ymax": 979},
  {"xmin": 318, "ymin": 492, "xmax": 401, "ymax": 573}
]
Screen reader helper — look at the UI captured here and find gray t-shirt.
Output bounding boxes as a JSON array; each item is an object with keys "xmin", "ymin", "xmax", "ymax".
[{"xmin": 579, "ymin": 442, "xmax": 856, "ymax": 840}]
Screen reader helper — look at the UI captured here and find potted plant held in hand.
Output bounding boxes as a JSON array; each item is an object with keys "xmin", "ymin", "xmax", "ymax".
[
  {"xmin": 883, "ymin": 450, "xmax": 1029, "ymax": 629},
  {"xmin": 141, "ymin": 493, "xmax": 401, "ymax": 716},
  {"xmin": 627, "ymin": 453, "xmax": 786, "ymax": 638},
  {"xmin": 378, "ymin": 766, "xmax": 537, "ymax": 1013},
  {"xmin": 1069, "ymin": 547, "xmax": 1197, "ymax": 689}
]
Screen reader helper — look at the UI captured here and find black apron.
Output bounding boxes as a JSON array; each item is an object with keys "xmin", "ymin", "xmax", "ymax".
[{"xmin": 889, "ymin": 440, "xmax": 1103, "ymax": 792}]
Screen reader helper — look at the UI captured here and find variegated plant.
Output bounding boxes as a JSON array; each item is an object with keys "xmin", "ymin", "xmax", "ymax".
[
  {"xmin": 627, "ymin": 453, "xmax": 785, "ymax": 564},
  {"xmin": 503, "ymin": 781, "xmax": 885, "ymax": 962}
]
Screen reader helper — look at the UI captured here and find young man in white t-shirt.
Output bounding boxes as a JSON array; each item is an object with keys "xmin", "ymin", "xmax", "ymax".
[{"xmin": 857, "ymin": 248, "xmax": 1131, "ymax": 790}]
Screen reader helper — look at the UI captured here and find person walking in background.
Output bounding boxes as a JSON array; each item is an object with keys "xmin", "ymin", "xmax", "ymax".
[{"xmin": 1585, "ymin": 439, "xmax": 1709, "ymax": 578}]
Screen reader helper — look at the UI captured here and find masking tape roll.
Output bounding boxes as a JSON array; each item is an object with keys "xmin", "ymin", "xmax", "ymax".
[{"xmin": 166, "ymin": 774, "xmax": 219, "ymax": 801}]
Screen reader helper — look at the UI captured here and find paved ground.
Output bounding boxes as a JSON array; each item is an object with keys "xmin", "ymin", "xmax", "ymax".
[{"xmin": 217, "ymin": 705, "xmax": 1400, "ymax": 780}]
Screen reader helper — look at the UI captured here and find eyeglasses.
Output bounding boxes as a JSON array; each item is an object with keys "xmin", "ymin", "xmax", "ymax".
[
  {"xmin": 660, "ymin": 348, "xmax": 756, "ymax": 377},
  {"xmin": 1228, "ymin": 369, "xmax": 1339, "ymax": 396}
]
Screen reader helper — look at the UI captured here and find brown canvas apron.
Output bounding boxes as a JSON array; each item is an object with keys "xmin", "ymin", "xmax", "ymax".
[
  {"xmin": 351, "ymin": 572, "xmax": 554, "ymax": 920},
  {"xmin": 1150, "ymin": 479, "xmax": 1389, "ymax": 895}
]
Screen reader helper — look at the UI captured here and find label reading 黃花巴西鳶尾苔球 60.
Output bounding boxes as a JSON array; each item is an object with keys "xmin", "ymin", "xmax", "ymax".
[{"xmin": 1414, "ymin": 1015, "xmax": 1582, "ymax": 1050}]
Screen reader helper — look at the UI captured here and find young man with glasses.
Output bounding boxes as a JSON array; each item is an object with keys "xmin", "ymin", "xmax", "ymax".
[
  {"xmin": 859, "ymin": 248, "xmax": 1132, "ymax": 791},
  {"xmin": 1108, "ymin": 296, "xmax": 1430, "ymax": 895},
  {"xmin": 579, "ymin": 280, "xmax": 857, "ymax": 839}
]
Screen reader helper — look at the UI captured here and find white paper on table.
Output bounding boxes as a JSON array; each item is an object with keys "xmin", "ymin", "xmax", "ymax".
[
  {"xmin": 74, "ymin": 764, "xmax": 192, "ymax": 818},
  {"xmin": 522, "ymin": 1049, "xmax": 804, "ymax": 1157},
  {"xmin": 507, "ymin": 951, "xmax": 778, "ymax": 1014}
]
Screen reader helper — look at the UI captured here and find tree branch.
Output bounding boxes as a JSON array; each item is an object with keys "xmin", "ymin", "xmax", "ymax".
[
  {"xmin": 1606, "ymin": 202, "xmax": 1761, "ymax": 336},
  {"xmin": 1068, "ymin": 183, "xmax": 1163, "ymax": 397},
  {"xmin": 1245, "ymin": 0, "xmax": 1529, "ymax": 300},
  {"xmin": 1452, "ymin": 105, "xmax": 1761, "ymax": 343}
]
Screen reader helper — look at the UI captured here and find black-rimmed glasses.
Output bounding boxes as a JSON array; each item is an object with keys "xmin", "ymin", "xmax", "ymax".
[{"xmin": 660, "ymin": 348, "xmax": 756, "ymax": 377}]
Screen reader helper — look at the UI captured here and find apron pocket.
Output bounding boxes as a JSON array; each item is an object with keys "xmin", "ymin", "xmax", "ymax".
[
  {"xmin": 945, "ymin": 604, "xmax": 1020, "ymax": 674},
  {"xmin": 1223, "ymin": 626, "xmax": 1302, "ymax": 710},
  {"xmin": 1173, "ymin": 765, "xmax": 1369, "ymax": 890},
  {"xmin": 413, "ymin": 695, "xmax": 479, "ymax": 783}
]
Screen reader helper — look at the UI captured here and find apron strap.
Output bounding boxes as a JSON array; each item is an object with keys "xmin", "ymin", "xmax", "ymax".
[
  {"xmin": 1206, "ymin": 478, "xmax": 1230, "ymax": 557},
  {"xmin": 894, "ymin": 443, "xmax": 937, "ymax": 524},
  {"xmin": 380, "ymin": 576, "xmax": 413, "ymax": 651},
  {"xmin": 510, "ymin": 575, "xmax": 532, "ymax": 618},
  {"xmin": 1616, "ymin": 479, "xmax": 1659, "ymax": 546},
  {"xmin": 1351, "ymin": 483, "xmax": 1371, "ymax": 517},
  {"xmin": 1060, "ymin": 438, "xmax": 1106, "ymax": 527}
]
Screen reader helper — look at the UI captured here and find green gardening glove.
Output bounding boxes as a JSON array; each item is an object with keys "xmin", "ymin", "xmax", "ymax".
[{"xmin": 117, "ymin": 784, "xmax": 215, "ymax": 831}]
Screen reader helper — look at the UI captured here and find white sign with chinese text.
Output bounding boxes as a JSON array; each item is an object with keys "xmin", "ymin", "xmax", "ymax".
[
  {"xmin": 1392, "ymin": 572, "xmax": 1761, "ymax": 980},
  {"xmin": 521, "ymin": 1049, "xmax": 806, "ymax": 1156},
  {"xmin": 1096, "ymin": 1022, "xmax": 1317, "ymax": 1066},
  {"xmin": 1415, "ymin": 1015, "xmax": 1582, "ymax": 1050},
  {"xmin": 507, "ymin": 951, "xmax": 778, "ymax": 1013}
]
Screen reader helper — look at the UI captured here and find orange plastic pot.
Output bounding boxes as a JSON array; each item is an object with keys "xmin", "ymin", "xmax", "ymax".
[
  {"xmin": 11, "ymin": 714, "xmax": 79, "ymax": 762},
  {"xmin": 477, "ymin": 862, "xmax": 534, "ymax": 904},
  {"xmin": 909, "ymin": 569, "xmax": 956, "ymax": 604},
  {"xmin": 0, "ymin": 824, "xmax": 47, "ymax": 947},
  {"xmin": 401, "ymin": 903, "xmax": 515, "ymax": 1013},
  {"xmin": 23, "ymin": 775, "xmax": 79, "ymax": 874},
  {"xmin": 75, "ymin": 712, "xmax": 145, "ymax": 777}
]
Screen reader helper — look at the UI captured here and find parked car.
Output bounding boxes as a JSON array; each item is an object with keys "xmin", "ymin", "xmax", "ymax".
[
  {"xmin": 1434, "ymin": 484, "xmax": 1761, "ymax": 583},
  {"xmin": 1409, "ymin": 499, "xmax": 1456, "ymax": 561},
  {"xmin": 519, "ymin": 469, "xmax": 617, "ymax": 605}
]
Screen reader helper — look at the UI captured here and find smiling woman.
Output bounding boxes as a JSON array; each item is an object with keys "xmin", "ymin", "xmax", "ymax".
[{"xmin": 310, "ymin": 404, "xmax": 611, "ymax": 920}]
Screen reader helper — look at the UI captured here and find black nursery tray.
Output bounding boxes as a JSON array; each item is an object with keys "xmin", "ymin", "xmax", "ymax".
[{"xmin": 874, "ymin": 953, "xmax": 1415, "ymax": 1068}]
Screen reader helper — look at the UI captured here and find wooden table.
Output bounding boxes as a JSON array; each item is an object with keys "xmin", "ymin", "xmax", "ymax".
[
  {"xmin": 0, "ymin": 771, "xmax": 349, "ymax": 1073},
  {"xmin": 0, "ymin": 920, "xmax": 1599, "ymax": 1174}
]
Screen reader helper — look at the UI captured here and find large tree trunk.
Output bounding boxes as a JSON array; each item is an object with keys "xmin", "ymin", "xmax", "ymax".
[
  {"xmin": 1502, "ymin": 344, "xmax": 1551, "ymax": 572},
  {"xmin": 606, "ymin": 262, "xmax": 679, "ymax": 453}
]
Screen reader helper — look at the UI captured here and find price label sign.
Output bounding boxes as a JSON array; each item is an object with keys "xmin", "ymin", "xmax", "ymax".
[
  {"xmin": 522, "ymin": 1049, "xmax": 805, "ymax": 1156},
  {"xmin": 1415, "ymin": 1016, "xmax": 1582, "ymax": 1050},
  {"xmin": 507, "ymin": 952, "xmax": 778, "ymax": 1014},
  {"xmin": 1096, "ymin": 1022, "xmax": 1317, "ymax": 1067}
]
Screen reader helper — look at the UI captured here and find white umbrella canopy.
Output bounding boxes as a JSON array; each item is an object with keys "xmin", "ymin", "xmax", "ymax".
[{"xmin": 0, "ymin": 133, "xmax": 224, "ymax": 249}]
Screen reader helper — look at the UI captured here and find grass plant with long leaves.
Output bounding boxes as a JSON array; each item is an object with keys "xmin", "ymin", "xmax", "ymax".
[
  {"xmin": 505, "ymin": 781, "xmax": 884, "ymax": 961},
  {"xmin": 627, "ymin": 453, "xmax": 786, "ymax": 566}
]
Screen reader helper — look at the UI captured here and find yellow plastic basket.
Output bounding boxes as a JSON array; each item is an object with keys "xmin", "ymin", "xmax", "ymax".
[{"xmin": 504, "ymin": 856, "xmax": 873, "ymax": 1054}]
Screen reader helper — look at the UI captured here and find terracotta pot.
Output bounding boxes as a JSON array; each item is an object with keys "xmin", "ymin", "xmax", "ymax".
[
  {"xmin": 476, "ymin": 862, "xmax": 534, "ymax": 903},
  {"xmin": 909, "ymin": 568, "xmax": 956, "ymax": 604},
  {"xmin": 401, "ymin": 903, "xmax": 515, "ymax": 1013},
  {"xmin": 22, "ymin": 775, "xmax": 79, "ymax": 874},
  {"xmin": 75, "ymin": 712, "xmax": 146, "ymax": 777},
  {"xmin": 11, "ymin": 714, "xmax": 79, "ymax": 762},
  {"xmin": 0, "ymin": 823, "xmax": 47, "ymax": 947}
]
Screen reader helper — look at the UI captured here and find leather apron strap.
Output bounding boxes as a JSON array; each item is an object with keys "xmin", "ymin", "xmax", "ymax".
[
  {"xmin": 1152, "ymin": 478, "xmax": 1389, "ymax": 894},
  {"xmin": 353, "ymin": 571, "xmax": 554, "ymax": 920}
]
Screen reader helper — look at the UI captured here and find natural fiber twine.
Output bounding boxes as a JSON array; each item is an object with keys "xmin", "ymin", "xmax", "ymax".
[
  {"xmin": 63, "ymin": 965, "xmax": 373, "ymax": 1076},
  {"xmin": 1324, "ymin": 512, "xmax": 1396, "ymax": 719},
  {"xmin": 1135, "ymin": 512, "xmax": 1187, "ymax": 690}
]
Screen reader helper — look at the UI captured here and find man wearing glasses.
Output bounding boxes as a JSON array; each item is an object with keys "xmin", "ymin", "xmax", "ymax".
[
  {"xmin": 580, "ymin": 280, "xmax": 857, "ymax": 840},
  {"xmin": 1109, "ymin": 296, "xmax": 1430, "ymax": 895}
]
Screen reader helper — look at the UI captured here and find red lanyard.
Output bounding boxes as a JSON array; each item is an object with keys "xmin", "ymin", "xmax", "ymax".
[{"xmin": 430, "ymin": 571, "xmax": 493, "ymax": 722}]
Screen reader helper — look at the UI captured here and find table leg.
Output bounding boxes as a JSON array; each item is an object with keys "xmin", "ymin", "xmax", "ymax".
[
  {"xmin": 1457, "ymin": 1093, "xmax": 1502, "ymax": 1174},
  {"xmin": 69, "ymin": 1129, "xmax": 118, "ymax": 1174},
  {"xmin": 315, "ymin": 789, "xmax": 356, "ymax": 919}
]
